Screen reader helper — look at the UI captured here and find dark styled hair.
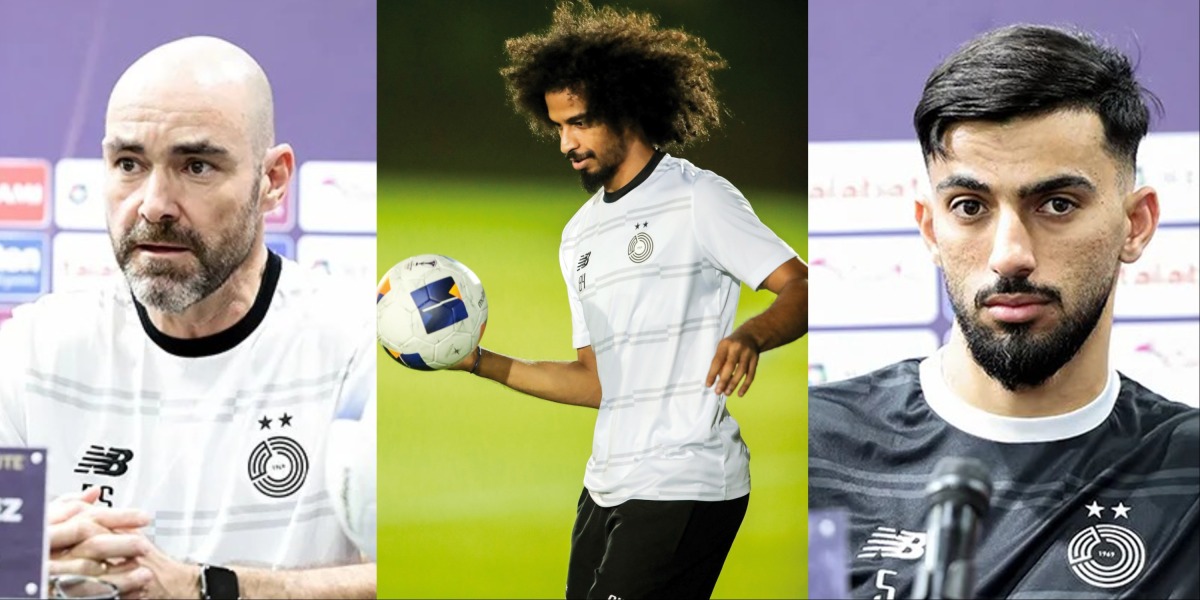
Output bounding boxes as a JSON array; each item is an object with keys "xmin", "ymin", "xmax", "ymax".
[
  {"xmin": 914, "ymin": 24, "xmax": 1162, "ymax": 174},
  {"xmin": 500, "ymin": 0, "xmax": 727, "ymax": 151}
]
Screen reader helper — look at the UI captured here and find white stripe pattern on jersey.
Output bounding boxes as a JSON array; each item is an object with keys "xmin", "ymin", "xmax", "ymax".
[{"xmin": 25, "ymin": 368, "xmax": 342, "ymax": 422}]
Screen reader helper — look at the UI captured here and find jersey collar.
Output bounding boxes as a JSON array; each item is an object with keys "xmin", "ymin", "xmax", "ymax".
[
  {"xmin": 133, "ymin": 250, "xmax": 282, "ymax": 357},
  {"xmin": 603, "ymin": 150, "xmax": 666, "ymax": 203},
  {"xmin": 919, "ymin": 347, "xmax": 1119, "ymax": 443}
]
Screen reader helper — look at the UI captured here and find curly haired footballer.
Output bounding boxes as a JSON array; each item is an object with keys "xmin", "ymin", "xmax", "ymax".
[
  {"xmin": 486, "ymin": 5, "xmax": 807, "ymax": 597},
  {"xmin": 501, "ymin": 0, "xmax": 727, "ymax": 152}
]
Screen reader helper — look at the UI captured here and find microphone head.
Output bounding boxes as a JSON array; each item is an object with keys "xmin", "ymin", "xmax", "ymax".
[{"xmin": 925, "ymin": 456, "xmax": 992, "ymax": 516}]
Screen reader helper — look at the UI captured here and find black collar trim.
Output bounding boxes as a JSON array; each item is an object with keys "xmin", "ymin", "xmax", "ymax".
[
  {"xmin": 134, "ymin": 251, "xmax": 282, "ymax": 358},
  {"xmin": 603, "ymin": 151, "xmax": 665, "ymax": 203}
]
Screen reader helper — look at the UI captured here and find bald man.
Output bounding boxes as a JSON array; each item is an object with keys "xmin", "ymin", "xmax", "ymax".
[{"xmin": 0, "ymin": 37, "xmax": 376, "ymax": 599}]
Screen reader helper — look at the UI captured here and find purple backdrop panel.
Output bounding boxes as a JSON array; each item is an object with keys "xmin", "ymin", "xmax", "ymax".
[
  {"xmin": 809, "ymin": 509, "xmax": 851, "ymax": 600},
  {"xmin": 0, "ymin": 0, "xmax": 376, "ymax": 161},
  {"xmin": 0, "ymin": 448, "xmax": 48, "ymax": 599},
  {"xmin": 808, "ymin": 0, "xmax": 1200, "ymax": 141}
]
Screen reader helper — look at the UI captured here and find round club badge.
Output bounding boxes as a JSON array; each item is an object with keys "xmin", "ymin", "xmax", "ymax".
[
  {"xmin": 1067, "ymin": 523, "xmax": 1146, "ymax": 588},
  {"xmin": 247, "ymin": 436, "xmax": 309, "ymax": 498},
  {"xmin": 627, "ymin": 232, "xmax": 654, "ymax": 263}
]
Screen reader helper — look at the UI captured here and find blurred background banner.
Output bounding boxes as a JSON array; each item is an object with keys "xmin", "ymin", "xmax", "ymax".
[
  {"xmin": 376, "ymin": 0, "xmax": 804, "ymax": 597},
  {"xmin": 0, "ymin": 0, "xmax": 377, "ymax": 321},
  {"xmin": 807, "ymin": 0, "xmax": 1200, "ymax": 407}
]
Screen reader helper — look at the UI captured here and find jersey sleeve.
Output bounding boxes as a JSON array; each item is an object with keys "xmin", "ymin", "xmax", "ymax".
[
  {"xmin": 559, "ymin": 223, "xmax": 591, "ymax": 349},
  {"xmin": 0, "ymin": 304, "xmax": 32, "ymax": 445},
  {"xmin": 691, "ymin": 173, "xmax": 799, "ymax": 290}
]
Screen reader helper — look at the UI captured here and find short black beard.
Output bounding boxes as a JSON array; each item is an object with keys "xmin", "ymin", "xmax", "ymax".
[
  {"xmin": 580, "ymin": 163, "xmax": 618, "ymax": 194},
  {"xmin": 948, "ymin": 273, "xmax": 1112, "ymax": 391}
]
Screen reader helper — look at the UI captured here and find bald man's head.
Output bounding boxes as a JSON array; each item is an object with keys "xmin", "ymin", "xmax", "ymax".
[
  {"xmin": 106, "ymin": 36, "xmax": 275, "ymax": 159},
  {"xmin": 102, "ymin": 36, "xmax": 292, "ymax": 316}
]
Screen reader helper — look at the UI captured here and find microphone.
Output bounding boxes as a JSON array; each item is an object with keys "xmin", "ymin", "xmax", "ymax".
[{"xmin": 911, "ymin": 456, "xmax": 993, "ymax": 600}]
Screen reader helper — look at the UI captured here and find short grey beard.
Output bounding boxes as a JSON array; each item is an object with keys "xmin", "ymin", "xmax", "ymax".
[
  {"xmin": 121, "ymin": 179, "xmax": 261, "ymax": 315},
  {"xmin": 125, "ymin": 264, "xmax": 215, "ymax": 314}
]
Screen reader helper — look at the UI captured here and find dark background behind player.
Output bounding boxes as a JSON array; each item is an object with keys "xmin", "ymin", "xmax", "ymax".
[{"xmin": 379, "ymin": 0, "xmax": 804, "ymax": 192}]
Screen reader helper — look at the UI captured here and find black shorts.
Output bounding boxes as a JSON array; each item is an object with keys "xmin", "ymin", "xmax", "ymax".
[{"xmin": 565, "ymin": 488, "xmax": 749, "ymax": 600}]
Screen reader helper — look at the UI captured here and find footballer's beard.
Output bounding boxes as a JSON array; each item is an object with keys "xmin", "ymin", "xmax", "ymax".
[
  {"xmin": 571, "ymin": 145, "xmax": 626, "ymax": 195},
  {"xmin": 947, "ymin": 271, "xmax": 1114, "ymax": 392},
  {"xmin": 114, "ymin": 186, "xmax": 261, "ymax": 315}
]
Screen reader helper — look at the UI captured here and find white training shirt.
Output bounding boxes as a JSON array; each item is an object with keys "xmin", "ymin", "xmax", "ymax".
[
  {"xmin": 559, "ymin": 153, "xmax": 798, "ymax": 507},
  {"xmin": 0, "ymin": 251, "xmax": 373, "ymax": 568}
]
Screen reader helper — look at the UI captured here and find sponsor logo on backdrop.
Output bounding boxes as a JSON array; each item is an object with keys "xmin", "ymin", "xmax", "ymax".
[
  {"xmin": 296, "ymin": 234, "xmax": 374, "ymax": 282},
  {"xmin": 0, "ymin": 234, "xmax": 49, "ymax": 302},
  {"xmin": 807, "ymin": 141, "xmax": 927, "ymax": 233},
  {"xmin": 1111, "ymin": 322, "xmax": 1200, "ymax": 408},
  {"xmin": 1114, "ymin": 228, "xmax": 1199, "ymax": 318},
  {"xmin": 809, "ymin": 329, "xmax": 940, "ymax": 384},
  {"xmin": 0, "ymin": 159, "xmax": 51, "ymax": 226},
  {"xmin": 1134, "ymin": 133, "xmax": 1200, "ymax": 224},
  {"xmin": 51, "ymin": 232, "xmax": 119, "ymax": 293},
  {"xmin": 809, "ymin": 235, "xmax": 939, "ymax": 328},
  {"xmin": 297, "ymin": 161, "xmax": 376, "ymax": 233},
  {"xmin": 54, "ymin": 158, "xmax": 106, "ymax": 231},
  {"xmin": 296, "ymin": 234, "xmax": 374, "ymax": 316}
]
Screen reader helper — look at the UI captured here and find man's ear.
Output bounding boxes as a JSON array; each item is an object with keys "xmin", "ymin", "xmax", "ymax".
[
  {"xmin": 259, "ymin": 143, "xmax": 295, "ymax": 215},
  {"xmin": 915, "ymin": 197, "xmax": 942, "ymax": 268},
  {"xmin": 1120, "ymin": 186, "xmax": 1159, "ymax": 264}
]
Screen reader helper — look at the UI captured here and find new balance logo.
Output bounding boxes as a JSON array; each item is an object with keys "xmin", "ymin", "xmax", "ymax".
[
  {"xmin": 856, "ymin": 526, "xmax": 926, "ymax": 560},
  {"xmin": 577, "ymin": 252, "xmax": 591, "ymax": 270},
  {"xmin": 73, "ymin": 445, "xmax": 134, "ymax": 477}
]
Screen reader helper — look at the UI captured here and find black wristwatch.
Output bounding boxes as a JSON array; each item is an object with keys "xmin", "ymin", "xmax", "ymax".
[{"xmin": 199, "ymin": 564, "xmax": 240, "ymax": 600}]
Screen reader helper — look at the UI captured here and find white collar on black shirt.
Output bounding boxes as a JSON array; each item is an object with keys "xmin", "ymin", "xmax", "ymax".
[{"xmin": 919, "ymin": 348, "xmax": 1119, "ymax": 443}]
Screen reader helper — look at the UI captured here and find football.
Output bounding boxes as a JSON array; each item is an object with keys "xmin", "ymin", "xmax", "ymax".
[
  {"xmin": 376, "ymin": 254, "xmax": 488, "ymax": 370},
  {"xmin": 325, "ymin": 386, "xmax": 376, "ymax": 560}
]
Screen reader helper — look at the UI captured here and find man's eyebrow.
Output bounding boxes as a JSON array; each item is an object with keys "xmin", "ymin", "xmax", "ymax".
[
  {"xmin": 934, "ymin": 174, "xmax": 1097, "ymax": 198},
  {"xmin": 102, "ymin": 138, "xmax": 144, "ymax": 155},
  {"xmin": 548, "ymin": 112, "xmax": 588, "ymax": 126},
  {"xmin": 1017, "ymin": 175, "xmax": 1097, "ymax": 198},
  {"xmin": 171, "ymin": 141, "xmax": 230, "ymax": 157},
  {"xmin": 101, "ymin": 139, "xmax": 231, "ymax": 158},
  {"xmin": 935, "ymin": 174, "xmax": 990, "ymax": 193}
]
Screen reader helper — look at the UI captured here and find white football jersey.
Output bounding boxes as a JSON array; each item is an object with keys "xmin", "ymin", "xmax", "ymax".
[
  {"xmin": 0, "ymin": 252, "xmax": 373, "ymax": 568},
  {"xmin": 559, "ymin": 153, "xmax": 798, "ymax": 507}
]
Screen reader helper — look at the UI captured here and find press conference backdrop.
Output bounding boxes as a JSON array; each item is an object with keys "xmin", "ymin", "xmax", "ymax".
[
  {"xmin": 808, "ymin": 1, "xmax": 1200, "ymax": 407},
  {"xmin": 0, "ymin": 0, "xmax": 377, "ymax": 326}
]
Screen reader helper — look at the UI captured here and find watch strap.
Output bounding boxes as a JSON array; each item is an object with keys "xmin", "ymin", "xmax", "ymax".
[{"xmin": 200, "ymin": 563, "xmax": 240, "ymax": 600}]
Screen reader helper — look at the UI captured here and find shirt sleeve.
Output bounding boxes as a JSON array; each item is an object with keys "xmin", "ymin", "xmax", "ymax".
[
  {"xmin": 0, "ymin": 304, "xmax": 32, "ymax": 446},
  {"xmin": 559, "ymin": 222, "xmax": 591, "ymax": 349},
  {"xmin": 691, "ymin": 172, "xmax": 799, "ymax": 290}
]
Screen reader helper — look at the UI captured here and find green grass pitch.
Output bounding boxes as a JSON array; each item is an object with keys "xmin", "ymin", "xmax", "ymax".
[{"xmin": 376, "ymin": 175, "xmax": 807, "ymax": 598}]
